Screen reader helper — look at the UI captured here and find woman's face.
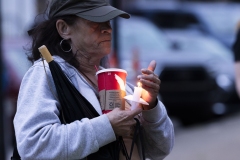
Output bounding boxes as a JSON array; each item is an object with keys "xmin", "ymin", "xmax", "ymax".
[{"xmin": 70, "ymin": 18, "xmax": 112, "ymax": 58}]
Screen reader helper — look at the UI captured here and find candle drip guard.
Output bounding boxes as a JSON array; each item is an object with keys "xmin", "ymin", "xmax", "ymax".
[{"xmin": 124, "ymin": 84, "xmax": 149, "ymax": 110}]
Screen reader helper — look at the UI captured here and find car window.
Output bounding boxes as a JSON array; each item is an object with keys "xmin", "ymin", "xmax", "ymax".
[{"xmin": 152, "ymin": 12, "xmax": 200, "ymax": 29}]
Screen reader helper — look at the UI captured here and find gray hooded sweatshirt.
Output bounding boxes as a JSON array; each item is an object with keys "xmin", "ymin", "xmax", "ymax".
[{"xmin": 14, "ymin": 56, "xmax": 174, "ymax": 160}]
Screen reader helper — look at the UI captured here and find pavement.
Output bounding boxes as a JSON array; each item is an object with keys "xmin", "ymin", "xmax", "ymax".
[{"xmin": 165, "ymin": 111, "xmax": 240, "ymax": 160}]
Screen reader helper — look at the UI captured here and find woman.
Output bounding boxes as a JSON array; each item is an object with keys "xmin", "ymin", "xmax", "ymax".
[{"xmin": 14, "ymin": 0, "xmax": 174, "ymax": 159}]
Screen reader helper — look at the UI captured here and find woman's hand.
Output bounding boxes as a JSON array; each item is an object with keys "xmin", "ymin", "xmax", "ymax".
[
  {"xmin": 106, "ymin": 107, "xmax": 142, "ymax": 137},
  {"xmin": 137, "ymin": 60, "xmax": 161, "ymax": 110}
]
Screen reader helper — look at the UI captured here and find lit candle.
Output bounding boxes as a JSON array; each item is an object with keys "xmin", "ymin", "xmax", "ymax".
[
  {"xmin": 131, "ymin": 82, "xmax": 142, "ymax": 110},
  {"xmin": 123, "ymin": 81, "xmax": 148, "ymax": 110},
  {"xmin": 133, "ymin": 82, "xmax": 142, "ymax": 102}
]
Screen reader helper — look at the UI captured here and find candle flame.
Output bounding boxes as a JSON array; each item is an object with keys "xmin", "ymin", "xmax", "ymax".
[{"xmin": 137, "ymin": 82, "xmax": 142, "ymax": 87}]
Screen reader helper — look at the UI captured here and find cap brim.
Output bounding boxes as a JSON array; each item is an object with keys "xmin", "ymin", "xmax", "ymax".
[{"xmin": 76, "ymin": 5, "xmax": 130, "ymax": 22}]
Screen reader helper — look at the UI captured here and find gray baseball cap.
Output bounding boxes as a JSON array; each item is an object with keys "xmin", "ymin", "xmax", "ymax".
[{"xmin": 48, "ymin": 0, "xmax": 130, "ymax": 22}]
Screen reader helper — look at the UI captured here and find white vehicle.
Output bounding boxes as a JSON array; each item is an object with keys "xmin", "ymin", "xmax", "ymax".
[{"xmin": 116, "ymin": 16, "xmax": 236, "ymax": 123}]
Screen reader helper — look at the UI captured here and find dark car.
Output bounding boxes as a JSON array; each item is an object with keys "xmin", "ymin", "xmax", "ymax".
[
  {"xmin": 158, "ymin": 29, "xmax": 237, "ymax": 122},
  {"xmin": 116, "ymin": 16, "xmax": 237, "ymax": 124}
]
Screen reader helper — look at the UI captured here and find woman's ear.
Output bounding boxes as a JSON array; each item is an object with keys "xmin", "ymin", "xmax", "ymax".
[{"xmin": 56, "ymin": 19, "xmax": 71, "ymax": 39}]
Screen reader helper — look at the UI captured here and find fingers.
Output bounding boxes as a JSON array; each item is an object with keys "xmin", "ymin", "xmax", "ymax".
[
  {"xmin": 139, "ymin": 73, "xmax": 161, "ymax": 85},
  {"xmin": 138, "ymin": 70, "xmax": 161, "ymax": 90},
  {"xmin": 109, "ymin": 106, "xmax": 142, "ymax": 120},
  {"xmin": 140, "ymin": 79, "xmax": 160, "ymax": 92},
  {"xmin": 147, "ymin": 60, "xmax": 156, "ymax": 72},
  {"xmin": 138, "ymin": 60, "xmax": 160, "ymax": 89},
  {"xmin": 127, "ymin": 106, "xmax": 142, "ymax": 119},
  {"xmin": 140, "ymin": 60, "xmax": 159, "ymax": 83}
]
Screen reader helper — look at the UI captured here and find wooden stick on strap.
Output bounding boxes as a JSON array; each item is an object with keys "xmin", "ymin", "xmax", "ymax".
[{"xmin": 38, "ymin": 45, "xmax": 53, "ymax": 63}]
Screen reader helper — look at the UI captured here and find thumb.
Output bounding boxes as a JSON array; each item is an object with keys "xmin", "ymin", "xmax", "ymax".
[
  {"xmin": 147, "ymin": 60, "xmax": 157, "ymax": 72},
  {"xmin": 127, "ymin": 106, "xmax": 142, "ymax": 119}
]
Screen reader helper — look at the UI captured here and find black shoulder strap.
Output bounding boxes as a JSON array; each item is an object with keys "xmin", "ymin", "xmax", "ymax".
[
  {"xmin": 11, "ymin": 136, "xmax": 21, "ymax": 160},
  {"xmin": 119, "ymin": 118, "xmax": 145, "ymax": 160}
]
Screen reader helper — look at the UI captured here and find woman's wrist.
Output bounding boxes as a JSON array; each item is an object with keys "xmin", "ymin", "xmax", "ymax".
[{"xmin": 142, "ymin": 99, "xmax": 158, "ymax": 110}]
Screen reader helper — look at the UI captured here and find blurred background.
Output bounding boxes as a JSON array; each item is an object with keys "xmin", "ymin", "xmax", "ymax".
[{"xmin": 1, "ymin": 0, "xmax": 240, "ymax": 159}]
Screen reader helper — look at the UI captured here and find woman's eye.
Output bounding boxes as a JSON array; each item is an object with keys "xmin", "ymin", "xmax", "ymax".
[{"xmin": 107, "ymin": 21, "xmax": 111, "ymax": 27}]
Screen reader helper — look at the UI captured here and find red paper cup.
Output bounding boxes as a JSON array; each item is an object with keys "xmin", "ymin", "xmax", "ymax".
[{"xmin": 96, "ymin": 68, "xmax": 127, "ymax": 114}]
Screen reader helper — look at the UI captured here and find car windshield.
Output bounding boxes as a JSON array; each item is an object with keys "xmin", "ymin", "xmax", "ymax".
[
  {"xmin": 118, "ymin": 17, "xmax": 172, "ymax": 57},
  {"xmin": 185, "ymin": 4, "xmax": 240, "ymax": 36},
  {"xmin": 199, "ymin": 13, "xmax": 238, "ymax": 37}
]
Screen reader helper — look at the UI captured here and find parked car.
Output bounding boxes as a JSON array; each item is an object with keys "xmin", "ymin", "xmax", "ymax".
[
  {"xmin": 160, "ymin": 29, "xmax": 238, "ymax": 120},
  {"xmin": 124, "ymin": 1, "xmax": 240, "ymax": 48},
  {"xmin": 116, "ymin": 16, "xmax": 237, "ymax": 123}
]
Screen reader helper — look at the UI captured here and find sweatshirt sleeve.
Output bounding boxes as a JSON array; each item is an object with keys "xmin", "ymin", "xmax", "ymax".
[
  {"xmin": 13, "ymin": 62, "xmax": 116, "ymax": 160},
  {"xmin": 140, "ymin": 101, "xmax": 175, "ymax": 160}
]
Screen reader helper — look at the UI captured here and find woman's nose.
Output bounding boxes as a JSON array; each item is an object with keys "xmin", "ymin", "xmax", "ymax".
[{"xmin": 101, "ymin": 22, "xmax": 112, "ymax": 34}]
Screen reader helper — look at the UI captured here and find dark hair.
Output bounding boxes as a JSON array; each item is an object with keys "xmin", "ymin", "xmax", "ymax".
[
  {"xmin": 26, "ymin": 0, "xmax": 109, "ymax": 68},
  {"xmin": 27, "ymin": 14, "xmax": 80, "ymax": 68}
]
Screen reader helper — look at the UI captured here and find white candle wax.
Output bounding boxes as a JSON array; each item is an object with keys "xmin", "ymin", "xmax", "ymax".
[
  {"xmin": 131, "ymin": 82, "xmax": 143, "ymax": 110},
  {"xmin": 133, "ymin": 86, "xmax": 142, "ymax": 102}
]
